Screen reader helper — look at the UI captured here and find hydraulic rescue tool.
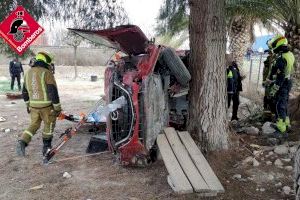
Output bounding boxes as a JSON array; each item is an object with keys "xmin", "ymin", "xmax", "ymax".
[{"xmin": 43, "ymin": 96, "xmax": 126, "ymax": 164}]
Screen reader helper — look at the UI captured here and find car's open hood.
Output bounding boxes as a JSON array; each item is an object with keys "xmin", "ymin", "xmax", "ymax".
[{"xmin": 68, "ymin": 25, "xmax": 149, "ymax": 55}]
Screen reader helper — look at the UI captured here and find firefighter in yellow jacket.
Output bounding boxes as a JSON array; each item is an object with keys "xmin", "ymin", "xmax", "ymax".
[{"xmin": 16, "ymin": 52, "xmax": 62, "ymax": 156}]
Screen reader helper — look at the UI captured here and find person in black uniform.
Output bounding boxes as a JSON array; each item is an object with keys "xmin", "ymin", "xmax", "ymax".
[
  {"xmin": 227, "ymin": 61, "xmax": 243, "ymax": 121},
  {"xmin": 9, "ymin": 58, "xmax": 23, "ymax": 91}
]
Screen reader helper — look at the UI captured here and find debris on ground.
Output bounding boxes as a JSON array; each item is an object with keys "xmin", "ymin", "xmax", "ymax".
[
  {"xmin": 285, "ymin": 166, "xmax": 293, "ymax": 171},
  {"xmin": 0, "ymin": 116, "xmax": 6, "ymax": 122},
  {"xmin": 63, "ymin": 172, "xmax": 72, "ymax": 178},
  {"xmin": 266, "ymin": 161, "xmax": 272, "ymax": 166},
  {"xmin": 259, "ymin": 188, "xmax": 266, "ymax": 192},
  {"xmin": 290, "ymin": 145, "xmax": 298, "ymax": 156},
  {"xmin": 275, "ymin": 182, "xmax": 282, "ymax": 187},
  {"xmin": 232, "ymin": 174, "xmax": 242, "ymax": 179},
  {"xmin": 4, "ymin": 128, "xmax": 10, "ymax": 133},
  {"xmin": 242, "ymin": 156, "xmax": 253, "ymax": 165},
  {"xmin": 5, "ymin": 92, "xmax": 22, "ymax": 100},
  {"xmin": 274, "ymin": 145, "xmax": 289, "ymax": 155},
  {"xmin": 262, "ymin": 122, "xmax": 276, "ymax": 135},
  {"xmin": 252, "ymin": 158, "xmax": 260, "ymax": 167},
  {"xmin": 28, "ymin": 184, "xmax": 44, "ymax": 191},
  {"xmin": 243, "ymin": 126, "xmax": 259, "ymax": 135},
  {"xmin": 282, "ymin": 186, "xmax": 291, "ymax": 195},
  {"xmin": 282, "ymin": 158, "xmax": 291, "ymax": 163},
  {"xmin": 267, "ymin": 174, "xmax": 274, "ymax": 181},
  {"xmin": 274, "ymin": 159, "xmax": 283, "ymax": 168}
]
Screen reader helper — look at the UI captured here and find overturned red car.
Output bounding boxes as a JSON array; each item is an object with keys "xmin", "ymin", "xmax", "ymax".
[{"xmin": 69, "ymin": 25, "xmax": 191, "ymax": 166}]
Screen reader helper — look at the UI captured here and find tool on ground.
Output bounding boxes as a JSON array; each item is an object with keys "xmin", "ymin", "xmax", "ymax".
[
  {"xmin": 86, "ymin": 133, "xmax": 108, "ymax": 153},
  {"xmin": 57, "ymin": 113, "xmax": 80, "ymax": 122},
  {"xmin": 6, "ymin": 92, "xmax": 22, "ymax": 100},
  {"xmin": 48, "ymin": 151, "xmax": 110, "ymax": 164},
  {"xmin": 43, "ymin": 96, "xmax": 126, "ymax": 164}
]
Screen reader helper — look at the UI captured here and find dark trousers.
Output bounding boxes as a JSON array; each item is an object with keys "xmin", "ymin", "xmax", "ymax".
[
  {"xmin": 11, "ymin": 74, "xmax": 21, "ymax": 90},
  {"xmin": 228, "ymin": 92, "xmax": 240, "ymax": 119},
  {"xmin": 263, "ymin": 95, "xmax": 276, "ymax": 113},
  {"xmin": 276, "ymin": 80, "xmax": 292, "ymax": 120}
]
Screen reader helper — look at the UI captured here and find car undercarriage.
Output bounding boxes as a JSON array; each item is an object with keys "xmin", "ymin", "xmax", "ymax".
[{"xmin": 69, "ymin": 25, "xmax": 191, "ymax": 166}]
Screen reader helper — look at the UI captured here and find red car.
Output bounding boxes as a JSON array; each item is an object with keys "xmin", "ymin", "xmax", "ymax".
[{"xmin": 70, "ymin": 25, "xmax": 191, "ymax": 166}]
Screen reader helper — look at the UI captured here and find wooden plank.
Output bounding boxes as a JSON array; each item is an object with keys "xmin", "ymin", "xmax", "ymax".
[
  {"xmin": 157, "ymin": 134, "xmax": 193, "ymax": 194},
  {"xmin": 164, "ymin": 127, "xmax": 210, "ymax": 192},
  {"xmin": 178, "ymin": 131, "xmax": 225, "ymax": 193}
]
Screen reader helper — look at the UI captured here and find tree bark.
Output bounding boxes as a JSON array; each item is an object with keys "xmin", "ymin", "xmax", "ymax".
[
  {"xmin": 229, "ymin": 16, "xmax": 252, "ymax": 77},
  {"xmin": 74, "ymin": 46, "xmax": 78, "ymax": 79},
  {"xmin": 284, "ymin": 25, "xmax": 300, "ymax": 89},
  {"xmin": 188, "ymin": 0, "xmax": 228, "ymax": 151}
]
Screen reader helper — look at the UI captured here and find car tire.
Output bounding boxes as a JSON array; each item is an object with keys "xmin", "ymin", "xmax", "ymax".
[{"xmin": 160, "ymin": 47, "xmax": 191, "ymax": 86}]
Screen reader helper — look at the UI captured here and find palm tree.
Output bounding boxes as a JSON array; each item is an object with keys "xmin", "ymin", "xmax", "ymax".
[
  {"xmin": 157, "ymin": 0, "xmax": 300, "ymax": 78},
  {"xmin": 227, "ymin": 16, "xmax": 254, "ymax": 74},
  {"xmin": 156, "ymin": 0, "xmax": 262, "ymax": 75},
  {"xmin": 227, "ymin": 0, "xmax": 300, "ymax": 80}
]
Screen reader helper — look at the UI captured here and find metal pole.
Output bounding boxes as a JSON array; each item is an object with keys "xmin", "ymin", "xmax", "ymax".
[{"xmin": 257, "ymin": 53, "xmax": 263, "ymax": 89}]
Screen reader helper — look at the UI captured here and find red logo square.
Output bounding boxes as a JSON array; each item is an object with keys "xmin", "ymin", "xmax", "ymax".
[{"xmin": 0, "ymin": 6, "xmax": 44, "ymax": 55}]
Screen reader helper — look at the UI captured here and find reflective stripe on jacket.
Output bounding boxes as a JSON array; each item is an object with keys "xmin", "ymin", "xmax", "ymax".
[
  {"xmin": 227, "ymin": 65, "xmax": 242, "ymax": 94},
  {"xmin": 22, "ymin": 63, "xmax": 61, "ymax": 110},
  {"xmin": 282, "ymin": 51, "xmax": 295, "ymax": 79},
  {"xmin": 269, "ymin": 51, "xmax": 295, "ymax": 88}
]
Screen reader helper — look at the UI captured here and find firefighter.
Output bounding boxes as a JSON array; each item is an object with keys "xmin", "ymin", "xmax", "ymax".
[
  {"xmin": 227, "ymin": 61, "xmax": 243, "ymax": 121},
  {"xmin": 16, "ymin": 52, "xmax": 62, "ymax": 156},
  {"xmin": 28, "ymin": 57, "xmax": 36, "ymax": 67},
  {"xmin": 262, "ymin": 43, "xmax": 277, "ymax": 120},
  {"xmin": 268, "ymin": 35, "xmax": 294, "ymax": 138}
]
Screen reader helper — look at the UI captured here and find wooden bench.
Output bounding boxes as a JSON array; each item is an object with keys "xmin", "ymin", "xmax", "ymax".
[{"xmin": 157, "ymin": 127, "xmax": 225, "ymax": 195}]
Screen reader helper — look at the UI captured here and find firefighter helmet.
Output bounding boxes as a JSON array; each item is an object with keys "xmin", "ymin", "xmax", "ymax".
[
  {"xmin": 35, "ymin": 52, "xmax": 53, "ymax": 65},
  {"xmin": 270, "ymin": 35, "xmax": 288, "ymax": 51}
]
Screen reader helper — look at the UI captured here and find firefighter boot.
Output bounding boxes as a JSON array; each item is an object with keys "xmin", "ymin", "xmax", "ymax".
[
  {"xmin": 16, "ymin": 140, "xmax": 27, "ymax": 157},
  {"xmin": 269, "ymin": 119, "xmax": 288, "ymax": 144},
  {"xmin": 285, "ymin": 117, "xmax": 291, "ymax": 131},
  {"xmin": 42, "ymin": 138, "xmax": 52, "ymax": 156}
]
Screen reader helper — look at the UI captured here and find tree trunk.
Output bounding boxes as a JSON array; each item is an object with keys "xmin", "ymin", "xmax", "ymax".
[
  {"xmin": 284, "ymin": 24, "xmax": 300, "ymax": 89},
  {"xmin": 74, "ymin": 46, "xmax": 78, "ymax": 79},
  {"xmin": 229, "ymin": 16, "xmax": 252, "ymax": 76},
  {"xmin": 188, "ymin": 0, "xmax": 228, "ymax": 151}
]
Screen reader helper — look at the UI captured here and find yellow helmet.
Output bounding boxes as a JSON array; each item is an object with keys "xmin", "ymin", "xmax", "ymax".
[
  {"xmin": 270, "ymin": 35, "xmax": 288, "ymax": 51},
  {"xmin": 35, "ymin": 51, "xmax": 53, "ymax": 64},
  {"xmin": 266, "ymin": 38, "xmax": 273, "ymax": 49}
]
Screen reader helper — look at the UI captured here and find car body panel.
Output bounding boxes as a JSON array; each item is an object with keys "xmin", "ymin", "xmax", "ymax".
[
  {"xmin": 68, "ymin": 25, "xmax": 149, "ymax": 55},
  {"xmin": 137, "ymin": 44, "xmax": 161, "ymax": 79},
  {"xmin": 70, "ymin": 24, "xmax": 189, "ymax": 166}
]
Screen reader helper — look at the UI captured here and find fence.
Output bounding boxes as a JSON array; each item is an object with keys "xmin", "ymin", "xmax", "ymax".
[
  {"xmin": 243, "ymin": 54, "xmax": 268, "ymax": 92},
  {"xmin": 0, "ymin": 45, "xmax": 115, "ymax": 66}
]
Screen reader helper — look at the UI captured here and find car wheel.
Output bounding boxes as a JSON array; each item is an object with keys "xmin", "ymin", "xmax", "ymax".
[{"xmin": 160, "ymin": 47, "xmax": 191, "ymax": 86}]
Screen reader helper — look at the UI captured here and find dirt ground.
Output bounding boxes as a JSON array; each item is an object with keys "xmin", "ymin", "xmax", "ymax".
[{"xmin": 0, "ymin": 66, "xmax": 296, "ymax": 200}]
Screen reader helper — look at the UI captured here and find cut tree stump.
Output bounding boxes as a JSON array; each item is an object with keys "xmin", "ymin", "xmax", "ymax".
[{"xmin": 157, "ymin": 127, "xmax": 225, "ymax": 195}]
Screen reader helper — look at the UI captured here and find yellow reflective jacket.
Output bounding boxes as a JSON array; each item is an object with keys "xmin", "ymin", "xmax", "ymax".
[{"xmin": 22, "ymin": 61, "xmax": 61, "ymax": 111}]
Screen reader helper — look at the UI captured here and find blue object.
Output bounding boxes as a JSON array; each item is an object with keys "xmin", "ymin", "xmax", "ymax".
[{"xmin": 252, "ymin": 35, "xmax": 274, "ymax": 51}]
